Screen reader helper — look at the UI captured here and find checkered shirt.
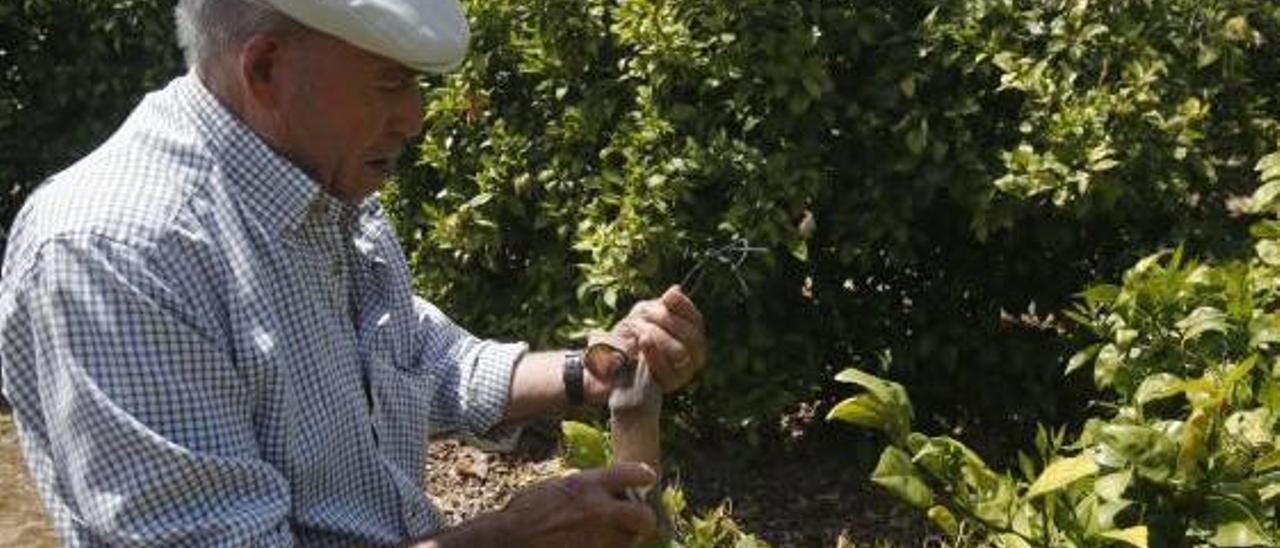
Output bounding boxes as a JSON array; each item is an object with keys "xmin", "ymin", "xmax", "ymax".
[{"xmin": 0, "ymin": 74, "xmax": 528, "ymax": 546}]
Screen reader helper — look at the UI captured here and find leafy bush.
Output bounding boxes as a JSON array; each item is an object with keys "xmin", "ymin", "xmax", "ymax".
[
  {"xmin": 387, "ymin": 0, "xmax": 1280, "ymax": 440},
  {"xmin": 828, "ymin": 152, "xmax": 1280, "ymax": 547},
  {"xmin": 0, "ymin": 0, "xmax": 184, "ymax": 254}
]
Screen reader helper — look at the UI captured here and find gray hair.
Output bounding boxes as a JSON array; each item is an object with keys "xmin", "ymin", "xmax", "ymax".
[{"xmin": 174, "ymin": 0, "xmax": 309, "ymax": 73}]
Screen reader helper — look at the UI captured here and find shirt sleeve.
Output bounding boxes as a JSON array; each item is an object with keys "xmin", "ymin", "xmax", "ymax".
[
  {"xmin": 0, "ymin": 236, "xmax": 294, "ymax": 547},
  {"xmin": 411, "ymin": 296, "xmax": 527, "ymax": 447}
]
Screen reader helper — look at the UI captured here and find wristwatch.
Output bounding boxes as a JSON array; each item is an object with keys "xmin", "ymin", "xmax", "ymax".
[{"xmin": 563, "ymin": 350, "xmax": 586, "ymax": 406}]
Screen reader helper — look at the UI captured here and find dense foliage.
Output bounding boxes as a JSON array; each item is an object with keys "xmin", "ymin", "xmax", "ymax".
[
  {"xmin": 3, "ymin": 0, "xmax": 1279, "ymax": 453},
  {"xmin": 0, "ymin": 0, "xmax": 184, "ymax": 255},
  {"xmin": 386, "ymin": 0, "xmax": 1280, "ymax": 439},
  {"xmin": 828, "ymin": 152, "xmax": 1280, "ymax": 547}
]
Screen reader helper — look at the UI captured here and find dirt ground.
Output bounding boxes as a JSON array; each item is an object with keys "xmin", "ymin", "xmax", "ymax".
[
  {"xmin": 0, "ymin": 409, "xmax": 931, "ymax": 547},
  {"xmin": 422, "ymin": 418, "xmax": 932, "ymax": 547}
]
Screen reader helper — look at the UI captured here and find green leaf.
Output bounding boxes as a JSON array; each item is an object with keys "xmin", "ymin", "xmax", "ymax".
[
  {"xmin": 561, "ymin": 421, "xmax": 610, "ymax": 469},
  {"xmin": 1250, "ymin": 180, "xmax": 1280, "ymax": 212},
  {"xmin": 1254, "ymin": 449, "xmax": 1280, "ymax": 473},
  {"xmin": 833, "ymin": 369, "xmax": 913, "ymax": 421},
  {"xmin": 1081, "ymin": 284, "xmax": 1121, "ymax": 308},
  {"xmin": 1258, "ymin": 152, "xmax": 1280, "ymax": 183},
  {"xmin": 1066, "ymin": 343, "xmax": 1102, "ymax": 376},
  {"xmin": 462, "ymin": 191, "xmax": 495, "ymax": 209},
  {"xmin": 789, "ymin": 239, "xmax": 809, "ymax": 262},
  {"xmin": 927, "ymin": 506, "xmax": 959, "ymax": 537},
  {"xmin": 1210, "ymin": 522, "xmax": 1269, "ymax": 547},
  {"xmin": 993, "ymin": 533, "xmax": 1034, "ymax": 548},
  {"xmin": 1094, "ymin": 344, "xmax": 1124, "ymax": 389},
  {"xmin": 906, "ymin": 122, "xmax": 928, "ymax": 156},
  {"xmin": 1248, "ymin": 315, "xmax": 1280, "ymax": 349},
  {"xmin": 1100, "ymin": 526, "xmax": 1149, "ymax": 548},
  {"xmin": 1179, "ymin": 407, "xmax": 1212, "ymax": 482},
  {"xmin": 1257, "ymin": 240, "xmax": 1280, "ymax": 267},
  {"xmin": 871, "ymin": 446, "xmax": 934, "ymax": 509},
  {"xmin": 1097, "ymin": 424, "xmax": 1177, "ymax": 483},
  {"xmin": 1026, "ymin": 453, "xmax": 1100, "ymax": 499},
  {"xmin": 1135, "ymin": 373, "xmax": 1185, "ymax": 406},
  {"xmin": 1095, "ymin": 500, "xmax": 1134, "ymax": 532},
  {"xmin": 1177, "ymin": 306, "xmax": 1231, "ymax": 341},
  {"xmin": 1249, "ymin": 220, "xmax": 1280, "ymax": 240},
  {"xmin": 1259, "ymin": 483, "xmax": 1280, "ymax": 503},
  {"xmin": 1203, "ymin": 496, "xmax": 1272, "ymax": 547},
  {"xmin": 1094, "ymin": 469, "xmax": 1133, "ymax": 501},
  {"xmin": 826, "ymin": 394, "xmax": 893, "ymax": 432}
]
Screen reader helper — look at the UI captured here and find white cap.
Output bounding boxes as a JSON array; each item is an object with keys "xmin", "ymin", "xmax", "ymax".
[{"xmin": 255, "ymin": 0, "xmax": 471, "ymax": 73}]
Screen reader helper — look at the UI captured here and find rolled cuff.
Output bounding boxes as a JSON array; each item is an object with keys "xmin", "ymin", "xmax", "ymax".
[{"xmin": 460, "ymin": 340, "xmax": 528, "ymax": 451}]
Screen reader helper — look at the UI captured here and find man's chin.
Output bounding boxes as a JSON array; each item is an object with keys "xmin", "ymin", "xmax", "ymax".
[{"xmin": 327, "ymin": 175, "xmax": 386, "ymax": 203}]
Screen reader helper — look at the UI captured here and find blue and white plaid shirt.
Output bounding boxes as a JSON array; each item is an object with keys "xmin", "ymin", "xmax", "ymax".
[{"xmin": 0, "ymin": 74, "xmax": 528, "ymax": 546}]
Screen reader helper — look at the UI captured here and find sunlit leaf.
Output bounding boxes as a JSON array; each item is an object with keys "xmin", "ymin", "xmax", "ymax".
[
  {"xmin": 1258, "ymin": 483, "xmax": 1280, "ymax": 504},
  {"xmin": 834, "ymin": 368, "xmax": 910, "ymax": 411},
  {"xmin": 561, "ymin": 421, "xmax": 610, "ymax": 469},
  {"xmin": 1177, "ymin": 306, "xmax": 1231, "ymax": 341},
  {"xmin": 992, "ymin": 533, "xmax": 1034, "ymax": 548},
  {"xmin": 1254, "ymin": 450, "xmax": 1280, "ymax": 473},
  {"xmin": 1026, "ymin": 453, "xmax": 1100, "ymax": 499},
  {"xmin": 1100, "ymin": 526, "xmax": 1148, "ymax": 548},
  {"xmin": 1179, "ymin": 408, "xmax": 1212, "ymax": 483},
  {"xmin": 1209, "ymin": 521, "xmax": 1269, "ymax": 547},
  {"xmin": 871, "ymin": 447, "xmax": 934, "ymax": 509},
  {"xmin": 1094, "ymin": 470, "xmax": 1133, "ymax": 501},
  {"xmin": 1094, "ymin": 344, "xmax": 1124, "ymax": 389},
  {"xmin": 1081, "ymin": 284, "xmax": 1121, "ymax": 308},
  {"xmin": 1135, "ymin": 373, "xmax": 1185, "ymax": 406},
  {"xmin": 1098, "ymin": 424, "xmax": 1177, "ymax": 483},
  {"xmin": 1257, "ymin": 240, "xmax": 1280, "ymax": 267},
  {"xmin": 927, "ymin": 506, "xmax": 959, "ymax": 537},
  {"xmin": 1066, "ymin": 343, "xmax": 1101, "ymax": 376},
  {"xmin": 1251, "ymin": 181, "xmax": 1280, "ymax": 213},
  {"xmin": 1258, "ymin": 152, "xmax": 1280, "ymax": 183},
  {"xmin": 826, "ymin": 394, "xmax": 892, "ymax": 432}
]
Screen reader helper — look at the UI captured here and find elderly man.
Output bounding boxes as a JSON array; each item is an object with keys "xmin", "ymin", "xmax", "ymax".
[{"xmin": 0, "ymin": 0, "xmax": 706, "ymax": 546}]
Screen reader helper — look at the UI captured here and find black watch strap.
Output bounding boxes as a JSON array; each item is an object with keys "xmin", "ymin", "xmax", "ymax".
[{"xmin": 563, "ymin": 350, "xmax": 586, "ymax": 407}]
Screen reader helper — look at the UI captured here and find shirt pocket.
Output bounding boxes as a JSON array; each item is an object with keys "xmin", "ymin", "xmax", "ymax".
[{"xmin": 368, "ymin": 356, "xmax": 433, "ymax": 470}]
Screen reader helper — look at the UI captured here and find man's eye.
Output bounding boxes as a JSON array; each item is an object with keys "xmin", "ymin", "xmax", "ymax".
[{"xmin": 376, "ymin": 79, "xmax": 412, "ymax": 92}]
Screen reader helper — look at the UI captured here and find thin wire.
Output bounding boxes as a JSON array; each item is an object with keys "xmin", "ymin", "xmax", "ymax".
[{"xmin": 679, "ymin": 238, "xmax": 767, "ymax": 298}]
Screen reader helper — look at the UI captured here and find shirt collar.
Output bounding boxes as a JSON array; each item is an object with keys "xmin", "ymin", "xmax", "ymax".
[{"xmin": 172, "ymin": 72, "xmax": 325, "ymax": 237}]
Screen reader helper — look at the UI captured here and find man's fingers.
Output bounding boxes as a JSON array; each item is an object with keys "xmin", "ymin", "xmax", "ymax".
[
  {"xmin": 638, "ymin": 329, "xmax": 691, "ymax": 391},
  {"xmin": 662, "ymin": 285, "xmax": 704, "ymax": 331},
  {"xmin": 608, "ymin": 498, "xmax": 658, "ymax": 537},
  {"xmin": 585, "ymin": 462, "xmax": 658, "ymax": 494},
  {"xmin": 633, "ymin": 302, "xmax": 701, "ymax": 361}
]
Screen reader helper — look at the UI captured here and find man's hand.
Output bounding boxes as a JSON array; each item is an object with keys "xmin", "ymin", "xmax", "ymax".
[
  {"xmin": 585, "ymin": 286, "xmax": 706, "ymax": 403},
  {"xmin": 503, "ymin": 463, "xmax": 658, "ymax": 547},
  {"xmin": 418, "ymin": 463, "xmax": 659, "ymax": 548}
]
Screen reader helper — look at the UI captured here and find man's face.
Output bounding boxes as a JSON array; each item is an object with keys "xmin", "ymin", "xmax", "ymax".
[{"xmin": 271, "ymin": 33, "xmax": 425, "ymax": 202}]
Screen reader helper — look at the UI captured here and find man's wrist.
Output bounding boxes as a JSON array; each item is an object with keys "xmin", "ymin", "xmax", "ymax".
[
  {"xmin": 410, "ymin": 509, "xmax": 513, "ymax": 547},
  {"xmin": 562, "ymin": 350, "xmax": 586, "ymax": 407}
]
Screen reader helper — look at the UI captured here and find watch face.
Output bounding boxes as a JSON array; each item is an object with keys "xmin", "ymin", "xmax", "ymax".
[{"xmin": 585, "ymin": 343, "xmax": 628, "ymax": 378}]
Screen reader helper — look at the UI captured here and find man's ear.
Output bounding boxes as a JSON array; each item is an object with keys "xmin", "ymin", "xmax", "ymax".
[{"xmin": 239, "ymin": 34, "xmax": 286, "ymax": 108}]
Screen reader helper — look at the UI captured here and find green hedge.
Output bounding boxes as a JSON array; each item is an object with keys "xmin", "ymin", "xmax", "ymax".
[
  {"xmin": 0, "ymin": 0, "xmax": 184, "ymax": 254},
  {"xmin": 831, "ymin": 150, "xmax": 1280, "ymax": 547},
  {"xmin": 386, "ymin": 0, "xmax": 1280, "ymax": 440},
  {"xmin": 3, "ymin": 1, "xmax": 1279, "ymax": 447}
]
